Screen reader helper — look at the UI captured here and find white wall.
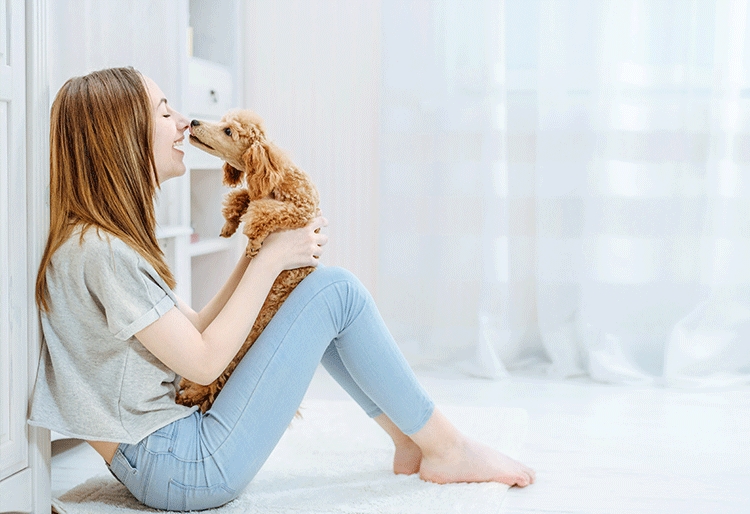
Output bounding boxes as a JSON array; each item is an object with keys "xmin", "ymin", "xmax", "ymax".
[
  {"xmin": 48, "ymin": 0, "xmax": 186, "ymax": 108},
  {"xmin": 242, "ymin": 0, "xmax": 382, "ymax": 296}
]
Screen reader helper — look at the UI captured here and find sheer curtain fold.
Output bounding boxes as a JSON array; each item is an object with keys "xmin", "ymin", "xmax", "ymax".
[
  {"xmin": 379, "ymin": 0, "xmax": 750, "ymax": 388},
  {"xmin": 379, "ymin": 0, "xmax": 511, "ymax": 377}
]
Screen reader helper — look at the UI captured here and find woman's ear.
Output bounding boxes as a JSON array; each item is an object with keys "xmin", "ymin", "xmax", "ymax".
[
  {"xmin": 222, "ymin": 162, "xmax": 243, "ymax": 187},
  {"xmin": 243, "ymin": 139, "xmax": 286, "ymax": 198}
]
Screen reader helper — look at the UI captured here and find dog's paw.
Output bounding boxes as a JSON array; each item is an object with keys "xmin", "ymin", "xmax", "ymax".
[
  {"xmin": 220, "ymin": 222, "xmax": 239, "ymax": 238},
  {"xmin": 176, "ymin": 391, "xmax": 205, "ymax": 408},
  {"xmin": 245, "ymin": 243, "xmax": 261, "ymax": 258}
]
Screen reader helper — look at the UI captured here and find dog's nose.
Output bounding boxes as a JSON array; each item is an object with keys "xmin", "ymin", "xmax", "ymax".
[{"xmin": 190, "ymin": 119, "xmax": 201, "ymax": 127}]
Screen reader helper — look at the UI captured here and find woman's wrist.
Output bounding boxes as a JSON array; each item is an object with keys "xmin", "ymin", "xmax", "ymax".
[{"xmin": 248, "ymin": 250, "xmax": 283, "ymax": 278}]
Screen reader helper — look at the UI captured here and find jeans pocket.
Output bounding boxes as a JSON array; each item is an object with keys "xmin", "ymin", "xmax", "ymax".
[
  {"xmin": 109, "ymin": 445, "xmax": 151, "ymax": 503},
  {"xmin": 166, "ymin": 479, "xmax": 236, "ymax": 512}
]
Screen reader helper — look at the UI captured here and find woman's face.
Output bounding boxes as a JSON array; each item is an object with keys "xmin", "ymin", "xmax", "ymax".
[{"xmin": 144, "ymin": 76, "xmax": 190, "ymax": 183}]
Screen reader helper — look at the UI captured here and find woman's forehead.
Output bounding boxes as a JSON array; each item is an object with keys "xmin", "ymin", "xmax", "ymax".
[{"xmin": 143, "ymin": 76, "xmax": 166, "ymax": 107}]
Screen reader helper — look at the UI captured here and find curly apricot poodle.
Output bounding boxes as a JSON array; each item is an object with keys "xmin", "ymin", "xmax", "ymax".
[{"xmin": 178, "ymin": 109, "xmax": 319, "ymax": 412}]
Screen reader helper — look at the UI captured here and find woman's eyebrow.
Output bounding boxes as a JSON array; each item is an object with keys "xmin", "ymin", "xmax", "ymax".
[{"xmin": 157, "ymin": 98, "xmax": 167, "ymax": 108}]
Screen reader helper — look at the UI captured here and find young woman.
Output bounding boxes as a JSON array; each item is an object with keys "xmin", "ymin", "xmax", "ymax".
[{"xmin": 29, "ymin": 67, "xmax": 534, "ymax": 511}]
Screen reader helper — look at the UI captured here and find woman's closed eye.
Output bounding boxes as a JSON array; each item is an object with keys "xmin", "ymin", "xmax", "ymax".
[{"xmin": 163, "ymin": 103, "xmax": 177, "ymax": 118}]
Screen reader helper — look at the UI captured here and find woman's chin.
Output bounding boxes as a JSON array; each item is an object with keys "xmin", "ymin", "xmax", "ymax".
[{"xmin": 157, "ymin": 165, "xmax": 186, "ymax": 183}]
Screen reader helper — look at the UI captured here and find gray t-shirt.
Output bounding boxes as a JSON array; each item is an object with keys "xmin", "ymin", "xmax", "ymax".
[{"xmin": 28, "ymin": 228, "xmax": 198, "ymax": 444}]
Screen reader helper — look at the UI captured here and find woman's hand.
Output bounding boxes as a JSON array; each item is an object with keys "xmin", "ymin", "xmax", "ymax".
[{"xmin": 256, "ymin": 214, "xmax": 328, "ymax": 274}]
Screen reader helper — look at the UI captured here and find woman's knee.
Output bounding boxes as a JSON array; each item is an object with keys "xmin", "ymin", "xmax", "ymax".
[
  {"xmin": 299, "ymin": 266, "xmax": 373, "ymax": 321},
  {"xmin": 304, "ymin": 265, "xmax": 366, "ymax": 295}
]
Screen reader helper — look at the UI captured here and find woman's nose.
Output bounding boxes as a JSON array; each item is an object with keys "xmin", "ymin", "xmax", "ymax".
[{"xmin": 175, "ymin": 112, "xmax": 190, "ymax": 130}]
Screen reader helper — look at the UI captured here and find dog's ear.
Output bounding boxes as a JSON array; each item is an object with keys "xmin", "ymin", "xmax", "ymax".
[
  {"xmin": 222, "ymin": 162, "xmax": 243, "ymax": 187},
  {"xmin": 243, "ymin": 139, "xmax": 287, "ymax": 198}
]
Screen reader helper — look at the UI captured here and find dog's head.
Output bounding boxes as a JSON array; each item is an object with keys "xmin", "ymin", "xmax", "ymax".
[{"xmin": 188, "ymin": 109, "xmax": 289, "ymax": 197}]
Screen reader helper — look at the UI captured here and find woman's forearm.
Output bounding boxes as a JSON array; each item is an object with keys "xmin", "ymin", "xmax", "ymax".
[
  {"xmin": 193, "ymin": 253, "xmax": 252, "ymax": 332},
  {"xmin": 135, "ymin": 253, "xmax": 282, "ymax": 386},
  {"xmin": 198, "ymin": 254, "xmax": 281, "ymax": 382}
]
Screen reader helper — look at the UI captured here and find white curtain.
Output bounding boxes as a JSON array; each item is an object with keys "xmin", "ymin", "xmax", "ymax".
[{"xmin": 378, "ymin": 0, "xmax": 750, "ymax": 388}]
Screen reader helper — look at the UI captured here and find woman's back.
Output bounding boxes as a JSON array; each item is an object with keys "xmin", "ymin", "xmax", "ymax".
[{"xmin": 28, "ymin": 228, "xmax": 196, "ymax": 444}]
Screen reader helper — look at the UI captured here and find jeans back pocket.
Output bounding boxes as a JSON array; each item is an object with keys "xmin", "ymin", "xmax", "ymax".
[
  {"xmin": 167, "ymin": 479, "xmax": 236, "ymax": 512},
  {"xmin": 109, "ymin": 445, "xmax": 152, "ymax": 504}
]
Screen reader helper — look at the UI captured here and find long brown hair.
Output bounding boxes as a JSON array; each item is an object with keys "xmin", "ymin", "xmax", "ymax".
[{"xmin": 36, "ymin": 67, "xmax": 175, "ymax": 311}]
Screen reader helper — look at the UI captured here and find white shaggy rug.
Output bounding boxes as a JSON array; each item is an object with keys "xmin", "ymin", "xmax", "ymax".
[{"xmin": 52, "ymin": 399, "xmax": 529, "ymax": 514}]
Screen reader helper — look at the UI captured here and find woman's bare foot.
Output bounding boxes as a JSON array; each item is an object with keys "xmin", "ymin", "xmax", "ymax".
[
  {"xmin": 419, "ymin": 436, "xmax": 535, "ymax": 487},
  {"xmin": 393, "ymin": 438, "xmax": 422, "ymax": 475},
  {"xmin": 374, "ymin": 413, "xmax": 423, "ymax": 475}
]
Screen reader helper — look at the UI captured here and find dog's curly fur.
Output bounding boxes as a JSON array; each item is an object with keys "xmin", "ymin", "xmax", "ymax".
[{"xmin": 176, "ymin": 109, "xmax": 319, "ymax": 412}]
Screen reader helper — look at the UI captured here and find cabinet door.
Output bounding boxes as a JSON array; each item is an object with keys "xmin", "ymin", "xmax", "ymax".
[{"xmin": 0, "ymin": 0, "xmax": 32, "ymax": 511}]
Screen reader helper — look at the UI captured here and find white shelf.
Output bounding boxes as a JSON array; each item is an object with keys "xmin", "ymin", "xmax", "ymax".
[
  {"xmin": 186, "ymin": 57, "xmax": 234, "ymax": 119},
  {"xmin": 188, "ymin": 237, "xmax": 236, "ymax": 257},
  {"xmin": 175, "ymin": 0, "xmax": 241, "ymax": 310},
  {"xmin": 156, "ymin": 225, "xmax": 193, "ymax": 240}
]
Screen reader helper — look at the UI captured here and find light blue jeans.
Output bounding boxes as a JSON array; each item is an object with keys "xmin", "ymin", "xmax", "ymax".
[{"xmin": 107, "ymin": 266, "xmax": 435, "ymax": 511}]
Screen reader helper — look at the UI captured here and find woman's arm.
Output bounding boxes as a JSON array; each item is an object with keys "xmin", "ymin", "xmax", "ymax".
[
  {"xmin": 178, "ymin": 209, "xmax": 325, "ymax": 331},
  {"xmin": 174, "ymin": 253, "xmax": 251, "ymax": 332},
  {"xmin": 135, "ymin": 216, "xmax": 327, "ymax": 385}
]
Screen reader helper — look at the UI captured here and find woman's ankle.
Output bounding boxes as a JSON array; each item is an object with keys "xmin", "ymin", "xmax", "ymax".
[
  {"xmin": 409, "ymin": 409, "xmax": 464, "ymax": 460},
  {"xmin": 374, "ymin": 413, "xmax": 414, "ymax": 446}
]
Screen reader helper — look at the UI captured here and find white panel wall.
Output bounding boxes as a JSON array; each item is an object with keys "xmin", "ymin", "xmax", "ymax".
[
  {"xmin": 48, "ymin": 0, "xmax": 186, "ymax": 104},
  {"xmin": 242, "ymin": 1, "xmax": 382, "ymax": 296},
  {"xmin": 47, "ymin": 0, "xmax": 191, "ymax": 297}
]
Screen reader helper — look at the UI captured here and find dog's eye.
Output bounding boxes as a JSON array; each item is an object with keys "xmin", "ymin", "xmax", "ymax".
[{"xmin": 224, "ymin": 128, "xmax": 232, "ymax": 136}]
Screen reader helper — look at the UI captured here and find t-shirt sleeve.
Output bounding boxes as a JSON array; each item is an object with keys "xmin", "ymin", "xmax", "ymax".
[{"xmin": 85, "ymin": 238, "xmax": 177, "ymax": 341}]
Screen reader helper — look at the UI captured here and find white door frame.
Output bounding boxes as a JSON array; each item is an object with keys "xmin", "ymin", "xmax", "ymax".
[
  {"xmin": 0, "ymin": 0, "xmax": 48, "ymax": 511},
  {"xmin": 25, "ymin": 0, "xmax": 50, "ymax": 511}
]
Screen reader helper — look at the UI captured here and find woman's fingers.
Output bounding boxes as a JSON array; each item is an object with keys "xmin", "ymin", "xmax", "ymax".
[
  {"xmin": 310, "ymin": 214, "xmax": 328, "ymax": 231},
  {"xmin": 309, "ymin": 213, "xmax": 328, "ymax": 250},
  {"xmin": 258, "ymin": 212, "xmax": 328, "ymax": 270}
]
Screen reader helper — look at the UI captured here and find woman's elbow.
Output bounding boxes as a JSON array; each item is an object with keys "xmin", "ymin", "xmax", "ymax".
[
  {"xmin": 190, "ymin": 366, "xmax": 221, "ymax": 387},
  {"xmin": 180, "ymin": 354, "xmax": 222, "ymax": 386}
]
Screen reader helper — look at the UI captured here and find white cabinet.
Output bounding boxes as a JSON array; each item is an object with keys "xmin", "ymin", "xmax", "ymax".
[
  {"xmin": 1, "ymin": 0, "xmax": 50, "ymax": 512},
  {"xmin": 156, "ymin": 0, "xmax": 243, "ymax": 310},
  {"xmin": 0, "ymin": 0, "xmax": 30, "ymax": 507},
  {"xmin": 186, "ymin": 58, "xmax": 235, "ymax": 119}
]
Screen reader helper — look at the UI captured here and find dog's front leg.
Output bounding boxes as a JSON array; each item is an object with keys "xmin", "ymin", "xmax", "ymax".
[
  {"xmin": 240, "ymin": 199, "xmax": 312, "ymax": 258},
  {"xmin": 220, "ymin": 188, "xmax": 251, "ymax": 238}
]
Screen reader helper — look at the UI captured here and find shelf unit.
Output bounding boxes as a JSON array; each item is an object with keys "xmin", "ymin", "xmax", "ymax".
[{"xmin": 155, "ymin": 0, "xmax": 244, "ymax": 310}]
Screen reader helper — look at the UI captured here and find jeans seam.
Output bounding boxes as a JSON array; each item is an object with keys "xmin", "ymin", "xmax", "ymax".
[
  {"xmin": 142, "ymin": 445, "xmax": 209, "ymax": 464},
  {"xmin": 135, "ymin": 445, "xmax": 156, "ymax": 503},
  {"xmin": 168, "ymin": 477, "xmax": 237, "ymax": 496}
]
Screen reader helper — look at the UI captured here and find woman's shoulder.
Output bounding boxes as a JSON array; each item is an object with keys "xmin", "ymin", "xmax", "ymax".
[
  {"xmin": 64, "ymin": 226, "xmax": 134, "ymax": 253},
  {"xmin": 54, "ymin": 226, "xmax": 142, "ymax": 270}
]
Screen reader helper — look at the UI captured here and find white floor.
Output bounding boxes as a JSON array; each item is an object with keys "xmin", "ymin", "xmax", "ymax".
[{"xmin": 52, "ymin": 367, "xmax": 750, "ymax": 514}]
